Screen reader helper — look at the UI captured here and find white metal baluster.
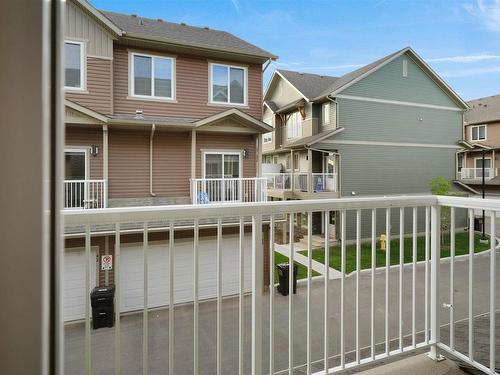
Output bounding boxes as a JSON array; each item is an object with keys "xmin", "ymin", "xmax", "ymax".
[
  {"xmin": 489, "ymin": 210, "xmax": 496, "ymax": 374},
  {"xmin": 85, "ymin": 225, "xmax": 91, "ymax": 375},
  {"xmin": 412, "ymin": 207, "xmax": 417, "ymax": 349},
  {"xmin": 371, "ymin": 208, "xmax": 376, "ymax": 360},
  {"xmin": 450, "ymin": 207, "xmax": 455, "ymax": 351},
  {"xmin": 341, "ymin": 209, "xmax": 346, "ymax": 368},
  {"xmin": 114, "ymin": 224, "xmax": 121, "ymax": 375},
  {"xmin": 307, "ymin": 211, "xmax": 312, "ymax": 374},
  {"xmin": 385, "ymin": 208, "xmax": 391, "ymax": 355},
  {"xmin": 425, "ymin": 207, "xmax": 430, "ymax": 344},
  {"xmin": 288, "ymin": 213, "xmax": 294, "ymax": 374},
  {"xmin": 252, "ymin": 214, "xmax": 263, "ymax": 375},
  {"xmin": 356, "ymin": 209, "xmax": 361, "ymax": 364},
  {"xmin": 239, "ymin": 216, "xmax": 245, "ymax": 375},
  {"xmin": 469, "ymin": 209, "xmax": 474, "ymax": 361},
  {"xmin": 222, "ymin": 179, "xmax": 226, "ymax": 202},
  {"xmin": 216, "ymin": 218, "xmax": 222, "ymax": 375},
  {"xmin": 269, "ymin": 215, "xmax": 275, "ymax": 375},
  {"xmin": 194, "ymin": 218, "xmax": 199, "ymax": 375},
  {"xmin": 143, "ymin": 223, "xmax": 149, "ymax": 375},
  {"xmin": 429, "ymin": 205, "xmax": 441, "ymax": 360},
  {"xmin": 399, "ymin": 207, "xmax": 404, "ymax": 352},
  {"xmin": 169, "ymin": 221, "xmax": 175, "ymax": 375},
  {"xmin": 324, "ymin": 211, "xmax": 330, "ymax": 373}
]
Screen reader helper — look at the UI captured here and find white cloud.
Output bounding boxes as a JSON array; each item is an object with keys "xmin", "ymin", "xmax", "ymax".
[
  {"xmin": 441, "ymin": 65, "xmax": 500, "ymax": 77},
  {"xmin": 465, "ymin": 0, "xmax": 500, "ymax": 33},
  {"xmin": 229, "ymin": 0, "xmax": 240, "ymax": 12},
  {"xmin": 427, "ymin": 54, "xmax": 500, "ymax": 63}
]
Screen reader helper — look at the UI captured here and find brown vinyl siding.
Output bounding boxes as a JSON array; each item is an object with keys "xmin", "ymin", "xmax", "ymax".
[
  {"xmin": 65, "ymin": 126, "xmax": 103, "ymax": 179},
  {"xmin": 196, "ymin": 133, "xmax": 256, "ymax": 178},
  {"xmin": 465, "ymin": 121, "xmax": 500, "ymax": 145},
  {"xmin": 113, "ymin": 45, "xmax": 263, "ymax": 120},
  {"xmin": 108, "ymin": 129, "xmax": 191, "ymax": 199},
  {"xmin": 65, "ymin": 57, "xmax": 113, "ymax": 115}
]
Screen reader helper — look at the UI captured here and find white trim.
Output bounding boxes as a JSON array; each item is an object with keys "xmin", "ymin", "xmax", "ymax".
[
  {"xmin": 335, "ymin": 94, "xmax": 463, "ymax": 112},
  {"xmin": 321, "ymin": 139, "xmax": 461, "ymax": 149},
  {"xmin": 271, "ymin": 70, "xmax": 309, "ymax": 102},
  {"xmin": 474, "ymin": 156, "xmax": 492, "ymax": 169},
  {"xmin": 402, "ymin": 59, "xmax": 408, "ymax": 78},
  {"xmin": 73, "ymin": 0, "xmax": 123, "ymax": 36},
  {"xmin": 470, "ymin": 124, "xmax": 487, "ymax": 142},
  {"xmin": 263, "ymin": 131, "xmax": 273, "ymax": 144},
  {"xmin": 322, "ymin": 102, "xmax": 330, "ymax": 126},
  {"xmin": 129, "ymin": 51, "xmax": 176, "ymax": 101},
  {"xmin": 64, "ymin": 40, "xmax": 86, "ymax": 91},
  {"xmin": 208, "ymin": 63, "xmax": 248, "ymax": 106},
  {"xmin": 64, "ymin": 147, "xmax": 89, "ymax": 180},
  {"xmin": 202, "ymin": 150, "xmax": 243, "ymax": 179}
]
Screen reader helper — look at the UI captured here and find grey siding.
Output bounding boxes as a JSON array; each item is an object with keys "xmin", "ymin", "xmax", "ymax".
[
  {"xmin": 341, "ymin": 53, "xmax": 459, "ymax": 108},
  {"xmin": 334, "ymin": 98, "xmax": 462, "ymax": 144}
]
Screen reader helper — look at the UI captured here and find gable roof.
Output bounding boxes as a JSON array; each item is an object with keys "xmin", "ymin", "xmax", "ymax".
[
  {"xmin": 71, "ymin": 0, "xmax": 122, "ymax": 36},
  {"xmin": 465, "ymin": 95, "xmax": 500, "ymax": 124},
  {"xmin": 100, "ymin": 10, "xmax": 277, "ymax": 61},
  {"xmin": 275, "ymin": 70, "xmax": 339, "ymax": 100}
]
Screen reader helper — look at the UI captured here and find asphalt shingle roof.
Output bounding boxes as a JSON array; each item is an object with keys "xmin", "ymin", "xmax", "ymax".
[
  {"xmin": 465, "ymin": 95, "xmax": 500, "ymax": 124},
  {"xmin": 101, "ymin": 10, "xmax": 276, "ymax": 59},
  {"xmin": 277, "ymin": 70, "xmax": 338, "ymax": 100}
]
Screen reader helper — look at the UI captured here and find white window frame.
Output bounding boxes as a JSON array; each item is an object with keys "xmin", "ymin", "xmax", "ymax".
[
  {"xmin": 286, "ymin": 111, "xmax": 302, "ymax": 140},
  {"xmin": 293, "ymin": 153, "xmax": 300, "ymax": 171},
  {"xmin": 470, "ymin": 124, "xmax": 487, "ymax": 141},
  {"xmin": 322, "ymin": 102, "xmax": 330, "ymax": 125},
  {"xmin": 209, "ymin": 62, "xmax": 248, "ymax": 106},
  {"xmin": 263, "ymin": 132, "xmax": 273, "ymax": 144},
  {"xmin": 457, "ymin": 154, "xmax": 463, "ymax": 173},
  {"xmin": 64, "ymin": 147, "xmax": 89, "ymax": 180},
  {"xmin": 64, "ymin": 40, "xmax": 86, "ymax": 91},
  {"xmin": 285, "ymin": 154, "xmax": 291, "ymax": 171},
  {"xmin": 202, "ymin": 150, "xmax": 243, "ymax": 179},
  {"xmin": 129, "ymin": 52, "xmax": 176, "ymax": 101},
  {"xmin": 474, "ymin": 156, "xmax": 492, "ymax": 169}
]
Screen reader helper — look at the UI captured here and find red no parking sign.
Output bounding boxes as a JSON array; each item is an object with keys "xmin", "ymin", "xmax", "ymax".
[{"xmin": 101, "ymin": 255, "xmax": 113, "ymax": 271}]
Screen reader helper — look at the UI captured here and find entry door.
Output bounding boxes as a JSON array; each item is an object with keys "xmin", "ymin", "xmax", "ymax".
[
  {"xmin": 475, "ymin": 158, "xmax": 492, "ymax": 178},
  {"xmin": 204, "ymin": 152, "xmax": 241, "ymax": 202},
  {"xmin": 323, "ymin": 154, "xmax": 336, "ymax": 191},
  {"xmin": 65, "ymin": 149, "xmax": 88, "ymax": 208}
]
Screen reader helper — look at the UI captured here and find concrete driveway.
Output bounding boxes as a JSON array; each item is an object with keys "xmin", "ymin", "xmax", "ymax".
[{"xmin": 65, "ymin": 248, "xmax": 500, "ymax": 375}]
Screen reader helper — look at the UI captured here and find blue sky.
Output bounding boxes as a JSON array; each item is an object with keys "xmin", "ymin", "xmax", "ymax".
[{"xmin": 92, "ymin": 0, "xmax": 500, "ymax": 101}]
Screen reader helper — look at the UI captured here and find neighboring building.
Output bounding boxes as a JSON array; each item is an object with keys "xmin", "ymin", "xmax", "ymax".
[
  {"xmin": 261, "ymin": 47, "xmax": 468, "ymax": 238},
  {"xmin": 456, "ymin": 94, "xmax": 500, "ymax": 195},
  {"xmin": 62, "ymin": 0, "xmax": 276, "ymax": 321}
]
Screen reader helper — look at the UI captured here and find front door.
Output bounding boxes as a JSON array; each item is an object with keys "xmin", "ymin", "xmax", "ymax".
[
  {"xmin": 323, "ymin": 154, "xmax": 336, "ymax": 192},
  {"xmin": 204, "ymin": 152, "xmax": 241, "ymax": 202},
  {"xmin": 65, "ymin": 149, "xmax": 87, "ymax": 208}
]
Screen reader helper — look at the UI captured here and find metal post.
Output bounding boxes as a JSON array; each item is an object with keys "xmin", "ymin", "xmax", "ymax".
[
  {"xmin": 252, "ymin": 215, "xmax": 263, "ymax": 375},
  {"xmin": 482, "ymin": 149, "xmax": 486, "ymax": 240}
]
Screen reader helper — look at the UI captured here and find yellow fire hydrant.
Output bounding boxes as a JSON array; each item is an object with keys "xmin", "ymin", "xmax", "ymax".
[{"xmin": 380, "ymin": 234, "xmax": 387, "ymax": 251}]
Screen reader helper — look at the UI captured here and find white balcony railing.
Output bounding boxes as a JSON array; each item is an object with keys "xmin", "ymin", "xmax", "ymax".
[
  {"xmin": 63, "ymin": 179, "xmax": 106, "ymax": 209},
  {"xmin": 458, "ymin": 167, "xmax": 497, "ymax": 180},
  {"xmin": 264, "ymin": 172, "xmax": 292, "ymax": 190},
  {"xmin": 191, "ymin": 177, "xmax": 267, "ymax": 204},
  {"xmin": 264, "ymin": 172, "xmax": 338, "ymax": 193},
  {"xmin": 312, "ymin": 172, "xmax": 337, "ymax": 192},
  {"xmin": 62, "ymin": 195, "xmax": 500, "ymax": 375}
]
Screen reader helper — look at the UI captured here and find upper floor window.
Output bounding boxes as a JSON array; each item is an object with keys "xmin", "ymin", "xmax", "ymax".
[
  {"xmin": 64, "ymin": 41, "xmax": 85, "ymax": 90},
  {"xmin": 130, "ymin": 52, "xmax": 175, "ymax": 100},
  {"xmin": 263, "ymin": 132, "xmax": 273, "ymax": 144},
  {"xmin": 322, "ymin": 102, "xmax": 330, "ymax": 125},
  {"xmin": 286, "ymin": 111, "xmax": 302, "ymax": 140},
  {"xmin": 210, "ymin": 63, "xmax": 247, "ymax": 105},
  {"xmin": 471, "ymin": 124, "xmax": 487, "ymax": 141}
]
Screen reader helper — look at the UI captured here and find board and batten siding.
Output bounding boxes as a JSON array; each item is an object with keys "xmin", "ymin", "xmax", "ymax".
[
  {"xmin": 65, "ymin": 57, "xmax": 113, "ymax": 115},
  {"xmin": 196, "ymin": 133, "xmax": 257, "ymax": 178},
  {"xmin": 65, "ymin": 127, "xmax": 103, "ymax": 180},
  {"xmin": 113, "ymin": 45, "xmax": 263, "ymax": 120},
  {"xmin": 108, "ymin": 129, "xmax": 191, "ymax": 199},
  {"xmin": 64, "ymin": 1, "xmax": 114, "ymax": 59},
  {"xmin": 341, "ymin": 53, "xmax": 459, "ymax": 108}
]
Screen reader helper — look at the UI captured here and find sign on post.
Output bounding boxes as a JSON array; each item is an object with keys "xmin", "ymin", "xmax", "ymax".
[{"xmin": 101, "ymin": 254, "xmax": 113, "ymax": 271}]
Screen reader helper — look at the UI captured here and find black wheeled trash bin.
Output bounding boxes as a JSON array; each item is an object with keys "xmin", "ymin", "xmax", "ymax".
[
  {"xmin": 90, "ymin": 285, "xmax": 115, "ymax": 329},
  {"xmin": 276, "ymin": 263, "xmax": 298, "ymax": 296}
]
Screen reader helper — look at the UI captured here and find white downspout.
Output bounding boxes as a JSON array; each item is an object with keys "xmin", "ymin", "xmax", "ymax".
[
  {"xmin": 102, "ymin": 124, "xmax": 108, "ymax": 207},
  {"xmin": 150, "ymin": 124, "xmax": 156, "ymax": 197}
]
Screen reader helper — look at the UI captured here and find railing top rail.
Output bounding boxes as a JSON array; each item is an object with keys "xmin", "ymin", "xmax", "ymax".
[
  {"xmin": 64, "ymin": 195, "xmax": 438, "ymax": 226},
  {"xmin": 64, "ymin": 179, "xmax": 106, "ymax": 183},
  {"xmin": 191, "ymin": 177, "xmax": 267, "ymax": 181},
  {"xmin": 437, "ymin": 195, "xmax": 500, "ymax": 210}
]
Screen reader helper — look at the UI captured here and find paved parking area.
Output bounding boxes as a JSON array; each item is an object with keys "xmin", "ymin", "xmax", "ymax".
[{"xmin": 65, "ymin": 248, "xmax": 500, "ymax": 375}]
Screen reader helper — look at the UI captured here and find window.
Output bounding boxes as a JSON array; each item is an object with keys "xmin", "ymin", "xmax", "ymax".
[
  {"xmin": 457, "ymin": 154, "xmax": 463, "ymax": 172},
  {"xmin": 204, "ymin": 152, "xmax": 241, "ymax": 178},
  {"xmin": 286, "ymin": 111, "xmax": 302, "ymax": 139},
  {"xmin": 130, "ymin": 53, "xmax": 175, "ymax": 99},
  {"xmin": 210, "ymin": 63, "xmax": 246, "ymax": 105},
  {"xmin": 293, "ymin": 153, "xmax": 299, "ymax": 171},
  {"xmin": 285, "ymin": 154, "xmax": 291, "ymax": 170},
  {"xmin": 471, "ymin": 125, "xmax": 487, "ymax": 141},
  {"xmin": 263, "ymin": 132, "xmax": 273, "ymax": 144},
  {"xmin": 273, "ymin": 155, "xmax": 278, "ymax": 164},
  {"xmin": 64, "ymin": 41, "xmax": 84, "ymax": 90},
  {"xmin": 322, "ymin": 102, "xmax": 330, "ymax": 125},
  {"xmin": 402, "ymin": 59, "xmax": 408, "ymax": 78}
]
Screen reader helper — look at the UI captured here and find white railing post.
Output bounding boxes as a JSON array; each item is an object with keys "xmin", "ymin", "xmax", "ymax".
[
  {"xmin": 251, "ymin": 214, "xmax": 263, "ymax": 375},
  {"xmin": 429, "ymin": 204, "xmax": 443, "ymax": 361}
]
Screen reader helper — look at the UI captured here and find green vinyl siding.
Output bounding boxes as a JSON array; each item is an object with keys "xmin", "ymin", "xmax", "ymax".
[
  {"xmin": 334, "ymin": 97, "xmax": 462, "ymax": 144},
  {"xmin": 342, "ymin": 53, "xmax": 459, "ymax": 108}
]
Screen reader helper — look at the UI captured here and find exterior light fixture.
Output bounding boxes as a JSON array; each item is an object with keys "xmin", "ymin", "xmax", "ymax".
[
  {"xmin": 90, "ymin": 144, "xmax": 99, "ymax": 157},
  {"xmin": 243, "ymin": 149, "xmax": 249, "ymax": 158}
]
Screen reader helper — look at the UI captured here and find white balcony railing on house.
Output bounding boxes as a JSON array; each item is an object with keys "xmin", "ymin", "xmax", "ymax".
[
  {"xmin": 312, "ymin": 172, "xmax": 337, "ymax": 192},
  {"xmin": 191, "ymin": 177, "xmax": 267, "ymax": 204},
  {"xmin": 458, "ymin": 168, "xmax": 497, "ymax": 180},
  {"xmin": 265, "ymin": 172, "xmax": 292, "ymax": 190},
  {"xmin": 64, "ymin": 179, "xmax": 106, "ymax": 209},
  {"xmin": 62, "ymin": 195, "xmax": 499, "ymax": 375}
]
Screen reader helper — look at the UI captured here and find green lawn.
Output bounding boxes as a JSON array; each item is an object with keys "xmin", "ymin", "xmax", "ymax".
[
  {"xmin": 274, "ymin": 252, "xmax": 320, "ymax": 282},
  {"xmin": 299, "ymin": 232, "xmax": 491, "ymax": 275}
]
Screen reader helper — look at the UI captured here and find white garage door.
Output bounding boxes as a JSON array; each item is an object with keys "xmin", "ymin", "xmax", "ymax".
[
  {"xmin": 119, "ymin": 234, "xmax": 253, "ymax": 313},
  {"xmin": 63, "ymin": 247, "xmax": 97, "ymax": 321}
]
